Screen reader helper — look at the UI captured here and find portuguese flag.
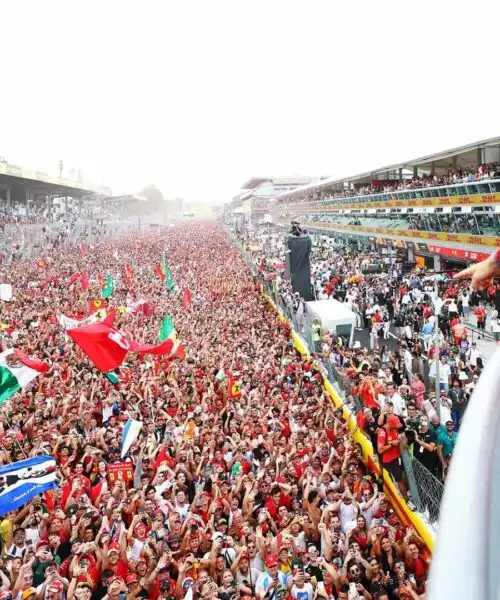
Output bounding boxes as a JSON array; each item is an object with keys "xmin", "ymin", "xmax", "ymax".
[{"xmin": 158, "ymin": 315, "xmax": 185, "ymax": 359}]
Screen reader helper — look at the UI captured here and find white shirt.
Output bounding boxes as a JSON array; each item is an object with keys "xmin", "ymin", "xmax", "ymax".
[
  {"xmin": 387, "ymin": 392, "xmax": 407, "ymax": 417},
  {"xmin": 291, "ymin": 583, "xmax": 314, "ymax": 600},
  {"xmin": 255, "ymin": 570, "xmax": 289, "ymax": 596}
]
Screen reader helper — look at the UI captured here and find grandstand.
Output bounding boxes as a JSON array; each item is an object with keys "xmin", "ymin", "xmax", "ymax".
[
  {"xmin": 0, "ymin": 158, "xmax": 100, "ymax": 221},
  {"xmin": 268, "ymin": 137, "xmax": 500, "ymax": 270},
  {"xmin": 231, "ymin": 175, "xmax": 318, "ymax": 222}
]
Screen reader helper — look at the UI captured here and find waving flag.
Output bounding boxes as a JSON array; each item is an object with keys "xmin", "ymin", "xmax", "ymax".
[
  {"xmin": 183, "ymin": 287, "xmax": 192, "ymax": 310},
  {"xmin": 68, "ymin": 321, "xmax": 183, "ymax": 371},
  {"xmin": 0, "ymin": 284, "xmax": 12, "ymax": 302},
  {"xmin": 158, "ymin": 315, "xmax": 185, "ymax": 359},
  {"xmin": 13, "ymin": 350, "xmax": 49, "ymax": 374},
  {"xmin": 165, "ymin": 267, "xmax": 176, "ymax": 293},
  {"xmin": 58, "ymin": 309, "xmax": 108, "ymax": 331},
  {"xmin": 102, "ymin": 275, "xmax": 115, "ymax": 299},
  {"xmin": 227, "ymin": 373, "xmax": 242, "ymax": 399},
  {"xmin": 89, "ymin": 298, "xmax": 105, "ymax": 312},
  {"xmin": 0, "ymin": 456, "xmax": 57, "ymax": 515},
  {"xmin": 154, "ymin": 265, "xmax": 165, "ymax": 280},
  {"xmin": 67, "ymin": 322, "xmax": 130, "ymax": 371},
  {"xmin": 121, "ymin": 419, "xmax": 143, "ymax": 458},
  {"xmin": 105, "ymin": 365, "xmax": 132, "ymax": 385},
  {"xmin": 68, "ymin": 273, "xmax": 81, "ymax": 286},
  {"xmin": 0, "ymin": 349, "xmax": 48, "ymax": 403},
  {"xmin": 80, "ymin": 272, "xmax": 89, "ymax": 290}
]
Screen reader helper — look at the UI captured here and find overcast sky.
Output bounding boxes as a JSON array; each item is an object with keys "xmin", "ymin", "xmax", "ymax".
[{"xmin": 1, "ymin": 1, "xmax": 499, "ymax": 203}]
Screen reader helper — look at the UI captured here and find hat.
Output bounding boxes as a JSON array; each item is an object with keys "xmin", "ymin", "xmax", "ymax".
[
  {"xmin": 21, "ymin": 589, "xmax": 37, "ymax": 600},
  {"xmin": 353, "ymin": 341, "xmax": 361, "ymax": 349},
  {"xmin": 445, "ymin": 419, "xmax": 454, "ymax": 425},
  {"xmin": 126, "ymin": 573, "xmax": 138, "ymax": 584},
  {"xmin": 108, "ymin": 542, "xmax": 121, "ymax": 554},
  {"xmin": 108, "ymin": 575, "xmax": 124, "ymax": 585},
  {"xmin": 36, "ymin": 540, "xmax": 49, "ymax": 551},
  {"xmin": 48, "ymin": 581, "xmax": 64, "ymax": 593},
  {"xmin": 265, "ymin": 554, "xmax": 278, "ymax": 568},
  {"xmin": 387, "ymin": 415, "xmax": 401, "ymax": 429}
]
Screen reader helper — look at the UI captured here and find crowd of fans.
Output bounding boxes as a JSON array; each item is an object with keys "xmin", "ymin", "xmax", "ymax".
[
  {"xmin": 286, "ymin": 211, "xmax": 500, "ymax": 237},
  {"xmin": 0, "ymin": 217, "xmax": 434, "ymax": 600},
  {"xmin": 244, "ymin": 226, "xmax": 499, "ymax": 501},
  {"xmin": 275, "ymin": 163, "xmax": 500, "ymax": 206}
]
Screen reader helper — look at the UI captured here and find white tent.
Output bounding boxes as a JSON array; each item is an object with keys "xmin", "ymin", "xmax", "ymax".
[{"xmin": 305, "ymin": 299, "xmax": 356, "ymax": 345}]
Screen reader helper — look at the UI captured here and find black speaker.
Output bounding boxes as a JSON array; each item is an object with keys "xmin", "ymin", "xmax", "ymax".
[{"xmin": 286, "ymin": 235, "xmax": 312, "ymax": 301}]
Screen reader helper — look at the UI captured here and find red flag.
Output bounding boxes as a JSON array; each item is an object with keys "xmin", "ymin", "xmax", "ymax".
[
  {"xmin": 68, "ymin": 273, "xmax": 81, "ymax": 286},
  {"xmin": 102, "ymin": 309, "xmax": 117, "ymax": 327},
  {"xmin": 67, "ymin": 322, "xmax": 130, "ymax": 371},
  {"xmin": 183, "ymin": 287, "xmax": 192, "ymax": 310},
  {"xmin": 129, "ymin": 338, "xmax": 177, "ymax": 356},
  {"xmin": 14, "ymin": 350, "xmax": 50, "ymax": 373},
  {"xmin": 135, "ymin": 302, "xmax": 154, "ymax": 317},
  {"xmin": 154, "ymin": 265, "xmax": 165, "ymax": 280},
  {"xmin": 80, "ymin": 273, "xmax": 89, "ymax": 290}
]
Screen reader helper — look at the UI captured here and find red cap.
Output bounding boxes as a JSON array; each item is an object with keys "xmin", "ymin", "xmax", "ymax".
[
  {"xmin": 48, "ymin": 580, "xmax": 64, "ymax": 592},
  {"xmin": 387, "ymin": 415, "xmax": 401, "ymax": 429},
  {"xmin": 265, "ymin": 553, "xmax": 278, "ymax": 568},
  {"xmin": 108, "ymin": 542, "xmax": 121, "ymax": 553},
  {"xmin": 36, "ymin": 540, "xmax": 49, "ymax": 551},
  {"xmin": 126, "ymin": 573, "xmax": 138, "ymax": 584}
]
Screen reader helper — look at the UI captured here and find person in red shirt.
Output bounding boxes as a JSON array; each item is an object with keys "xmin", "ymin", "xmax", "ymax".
[
  {"xmin": 474, "ymin": 306, "xmax": 486, "ymax": 336},
  {"xmin": 358, "ymin": 376, "xmax": 379, "ymax": 410},
  {"xmin": 377, "ymin": 415, "xmax": 408, "ymax": 500},
  {"xmin": 102, "ymin": 542, "xmax": 128, "ymax": 579},
  {"xmin": 264, "ymin": 485, "xmax": 291, "ymax": 520}
]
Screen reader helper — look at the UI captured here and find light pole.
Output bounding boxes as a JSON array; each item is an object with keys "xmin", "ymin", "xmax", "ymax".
[{"xmin": 434, "ymin": 275, "xmax": 441, "ymax": 419}]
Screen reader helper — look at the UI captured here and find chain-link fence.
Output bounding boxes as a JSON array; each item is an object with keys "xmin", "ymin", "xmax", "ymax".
[
  {"xmin": 406, "ymin": 456, "xmax": 444, "ymax": 524},
  {"xmin": 1, "ymin": 215, "xmax": 143, "ymax": 264}
]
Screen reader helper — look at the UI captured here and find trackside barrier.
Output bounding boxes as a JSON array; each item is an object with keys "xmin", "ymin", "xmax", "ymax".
[{"xmin": 262, "ymin": 290, "xmax": 435, "ymax": 554}]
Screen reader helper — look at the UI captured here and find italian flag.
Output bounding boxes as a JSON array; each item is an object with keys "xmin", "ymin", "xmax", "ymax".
[
  {"xmin": 0, "ymin": 349, "xmax": 49, "ymax": 403},
  {"xmin": 102, "ymin": 275, "xmax": 115, "ymax": 299},
  {"xmin": 158, "ymin": 316, "xmax": 185, "ymax": 359}
]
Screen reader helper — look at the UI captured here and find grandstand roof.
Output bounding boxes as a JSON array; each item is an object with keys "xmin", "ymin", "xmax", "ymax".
[
  {"xmin": 241, "ymin": 175, "xmax": 318, "ymax": 190},
  {"xmin": 0, "ymin": 161, "xmax": 100, "ymax": 196},
  {"xmin": 274, "ymin": 136, "xmax": 500, "ymax": 197}
]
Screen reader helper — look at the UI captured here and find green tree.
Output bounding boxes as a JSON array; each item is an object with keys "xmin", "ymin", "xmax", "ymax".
[{"xmin": 138, "ymin": 185, "xmax": 165, "ymax": 210}]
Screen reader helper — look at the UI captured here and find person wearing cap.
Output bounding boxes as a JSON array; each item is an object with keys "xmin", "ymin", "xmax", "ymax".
[
  {"xmin": 377, "ymin": 415, "xmax": 408, "ymax": 500},
  {"xmin": 231, "ymin": 547, "xmax": 262, "ymax": 593},
  {"xmin": 20, "ymin": 588, "xmax": 36, "ymax": 600},
  {"xmin": 255, "ymin": 554, "xmax": 291, "ymax": 599}
]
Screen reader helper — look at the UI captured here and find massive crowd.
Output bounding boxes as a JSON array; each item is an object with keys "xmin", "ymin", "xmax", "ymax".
[
  {"xmin": 0, "ymin": 218, "xmax": 436, "ymax": 600},
  {"xmin": 275, "ymin": 164, "xmax": 500, "ymax": 206},
  {"xmin": 246, "ymin": 227, "xmax": 499, "ymax": 500}
]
